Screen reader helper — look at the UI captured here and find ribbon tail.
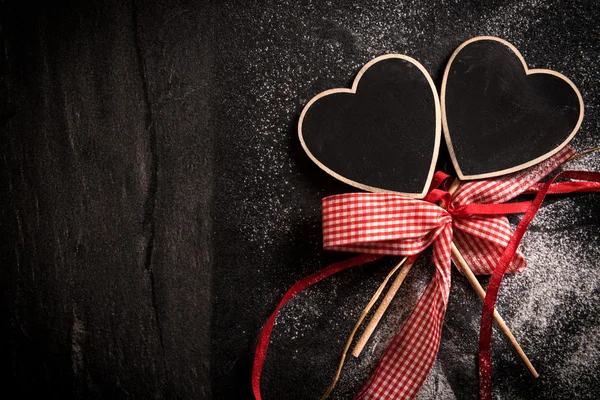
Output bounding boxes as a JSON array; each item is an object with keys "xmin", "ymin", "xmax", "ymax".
[
  {"xmin": 355, "ymin": 227, "xmax": 453, "ymax": 400},
  {"xmin": 478, "ymin": 170, "xmax": 600, "ymax": 399},
  {"xmin": 252, "ymin": 253, "xmax": 382, "ymax": 400}
]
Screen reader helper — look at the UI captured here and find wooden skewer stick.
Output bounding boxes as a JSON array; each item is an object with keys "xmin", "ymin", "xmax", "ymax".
[
  {"xmin": 451, "ymin": 243, "xmax": 539, "ymax": 378},
  {"xmin": 321, "ymin": 257, "xmax": 408, "ymax": 400},
  {"xmin": 448, "ymin": 177, "xmax": 537, "ymax": 378},
  {"xmin": 351, "ymin": 259, "xmax": 415, "ymax": 357}
]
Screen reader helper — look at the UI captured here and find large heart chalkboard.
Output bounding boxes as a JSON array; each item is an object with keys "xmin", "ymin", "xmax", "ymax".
[
  {"xmin": 441, "ymin": 36, "xmax": 584, "ymax": 180},
  {"xmin": 299, "ymin": 55, "xmax": 441, "ymax": 198}
]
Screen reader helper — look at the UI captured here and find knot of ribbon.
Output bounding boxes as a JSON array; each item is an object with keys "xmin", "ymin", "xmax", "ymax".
[{"xmin": 253, "ymin": 145, "xmax": 600, "ymax": 400}]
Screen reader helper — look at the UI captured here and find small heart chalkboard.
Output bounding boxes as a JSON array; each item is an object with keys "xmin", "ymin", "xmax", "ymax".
[
  {"xmin": 299, "ymin": 55, "xmax": 441, "ymax": 198},
  {"xmin": 441, "ymin": 36, "xmax": 584, "ymax": 180}
]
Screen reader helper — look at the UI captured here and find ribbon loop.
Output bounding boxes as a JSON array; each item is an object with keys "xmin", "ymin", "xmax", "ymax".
[{"xmin": 322, "ymin": 193, "xmax": 451, "ymax": 256}]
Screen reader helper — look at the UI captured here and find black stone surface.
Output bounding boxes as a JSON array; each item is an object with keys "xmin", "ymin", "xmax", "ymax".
[{"xmin": 1, "ymin": 1, "xmax": 599, "ymax": 400}]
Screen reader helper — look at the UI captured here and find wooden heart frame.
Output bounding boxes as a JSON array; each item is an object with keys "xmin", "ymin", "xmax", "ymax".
[
  {"xmin": 298, "ymin": 54, "xmax": 441, "ymax": 198},
  {"xmin": 440, "ymin": 36, "xmax": 585, "ymax": 180}
]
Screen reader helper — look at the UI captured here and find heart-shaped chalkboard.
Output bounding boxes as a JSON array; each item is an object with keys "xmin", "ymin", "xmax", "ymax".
[
  {"xmin": 441, "ymin": 36, "xmax": 584, "ymax": 180},
  {"xmin": 299, "ymin": 55, "xmax": 441, "ymax": 198}
]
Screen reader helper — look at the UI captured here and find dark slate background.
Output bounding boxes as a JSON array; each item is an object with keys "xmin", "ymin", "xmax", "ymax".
[{"xmin": 1, "ymin": 1, "xmax": 599, "ymax": 399}]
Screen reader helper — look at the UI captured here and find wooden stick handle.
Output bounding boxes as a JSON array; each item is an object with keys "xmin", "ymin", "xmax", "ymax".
[
  {"xmin": 320, "ymin": 257, "xmax": 409, "ymax": 399},
  {"xmin": 352, "ymin": 260, "xmax": 414, "ymax": 357},
  {"xmin": 451, "ymin": 243, "xmax": 539, "ymax": 378}
]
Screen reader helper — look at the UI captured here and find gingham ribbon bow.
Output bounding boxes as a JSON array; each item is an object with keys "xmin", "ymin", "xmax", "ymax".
[
  {"xmin": 253, "ymin": 145, "xmax": 600, "ymax": 400},
  {"xmin": 323, "ymin": 147, "xmax": 575, "ymax": 399}
]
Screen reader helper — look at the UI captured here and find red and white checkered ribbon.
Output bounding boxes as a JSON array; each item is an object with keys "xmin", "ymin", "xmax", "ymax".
[
  {"xmin": 321, "ymin": 147, "xmax": 575, "ymax": 400},
  {"xmin": 253, "ymin": 146, "xmax": 600, "ymax": 400}
]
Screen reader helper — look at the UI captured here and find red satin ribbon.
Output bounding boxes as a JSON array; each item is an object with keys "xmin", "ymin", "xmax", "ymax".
[
  {"xmin": 477, "ymin": 170, "xmax": 600, "ymax": 400},
  {"xmin": 252, "ymin": 170, "xmax": 600, "ymax": 400},
  {"xmin": 252, "ymin": 254, "xmax": 383, "ymax": 400}
]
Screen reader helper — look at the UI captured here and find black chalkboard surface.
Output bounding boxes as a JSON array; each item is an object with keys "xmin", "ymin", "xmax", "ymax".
[
  {"xmin": 299, "ymin": 55, "xmax": 440, "ymax": 197},
  {"xmin": 441, "ymin": 36, "xmax": 584, "ymax": 179}
]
